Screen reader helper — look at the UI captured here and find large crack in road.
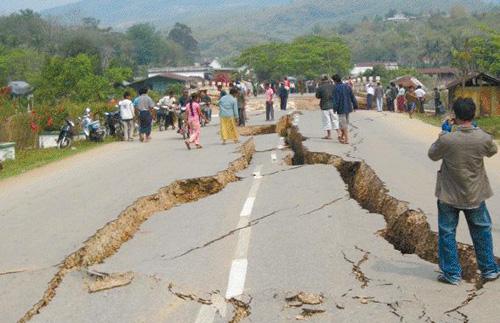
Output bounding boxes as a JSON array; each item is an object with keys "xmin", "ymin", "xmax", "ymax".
[
  {"xmin": 18, "ymin": 139, "xmax": 256, "ymax": 323},
  {"xmin": 283, "ymin": 124, "xmax": 498, "ymax": 284}
]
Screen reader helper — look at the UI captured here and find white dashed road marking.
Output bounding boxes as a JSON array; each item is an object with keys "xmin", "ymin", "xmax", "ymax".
[{"xmin": 194, "ymin": 165, "xmax": 263, "ymax": 322}]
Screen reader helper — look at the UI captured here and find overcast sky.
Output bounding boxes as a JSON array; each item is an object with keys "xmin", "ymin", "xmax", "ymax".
[{"xmin": 0, "ymin": 0, "xmax": 79, "ymax": 14}]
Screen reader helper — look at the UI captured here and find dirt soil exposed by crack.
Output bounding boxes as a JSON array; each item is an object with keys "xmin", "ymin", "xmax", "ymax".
[
  {"xmin": 18, "ymin": 139, "xmax": 256, "ymax": 323},
  {"xmin": 282, "ymin": 124, "xmax": 496, "ymax": 283}
]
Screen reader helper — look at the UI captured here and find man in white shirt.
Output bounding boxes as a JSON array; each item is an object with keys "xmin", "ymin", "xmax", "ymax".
[
  {"xmin": 118, "ymin": 91, "xmax": 135, "ymax": 141},
  {"xmin": 415, "ymin": 85, "xmax": 426, "ymax": 113},
  {"xmin": 366, "ymin": 83, "xmax": 375, "ymax": 110}
]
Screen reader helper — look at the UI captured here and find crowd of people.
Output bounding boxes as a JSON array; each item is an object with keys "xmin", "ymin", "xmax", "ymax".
[
  {"xmin": 362, "ymin": 81, "xmax": 444, "ymax": 119},
  {"xmin": 116, "ymin": 83, "xmax": 251, "ymax": 149}
]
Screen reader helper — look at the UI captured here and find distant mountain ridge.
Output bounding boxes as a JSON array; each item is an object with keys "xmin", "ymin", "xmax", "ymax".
[
  {"xmin": 43, "ymin": 0, "xmax": 499, "ymax": 59},
  {"xmin": 42, "ymin": 0, "xmax": 291, "ymax": 28}
]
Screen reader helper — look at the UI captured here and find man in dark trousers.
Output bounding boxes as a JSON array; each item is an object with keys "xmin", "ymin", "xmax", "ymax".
[
  {"xmin": 278, "ymin": 82, "xmax": 289, "ymax": 111},
  {"xmin": 333, "ymin": 75, "xmax": 358, "ymax": 144},
  {"xmin": 315, "ymin": 75, "xmax": 339, "ymax": 140},
  {"xmin": 428, "ymin": 98, "xmax": 498, "ymax": 285}
]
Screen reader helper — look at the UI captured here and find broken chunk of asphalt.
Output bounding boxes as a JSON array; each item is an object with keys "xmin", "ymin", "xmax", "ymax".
[
  {"xmin": 282, "ymin": 124, "xmax": 498, "ymax": 284},
  {"xmin": 18, "ymin": 139, "xmax": 256, "ymax": 323},
  {"xmin": 85, "ymin": 271, "xmax": 134, "ymax": 293}
]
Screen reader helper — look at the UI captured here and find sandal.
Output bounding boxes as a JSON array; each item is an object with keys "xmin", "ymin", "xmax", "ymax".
[
  {"xmin": 196, "ymin": 145, "xmax": 203, "ymax": 149},
  {"xmin": 184, "ymin": 140, "xmax": 191, "ymax": 150}
]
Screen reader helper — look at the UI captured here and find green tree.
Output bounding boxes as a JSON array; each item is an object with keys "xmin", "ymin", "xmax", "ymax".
[
  {"xmin": 469, "ymin": 27, "xmax": 500, "ymax": 76},
  {"xmin": 167, "ymin": 23, "xmax": 200, "ymax": 63},
  {"xmin": 127, "ymin": 24, "xmax": 161, "ymax": 66},
  {"xmin": 237, "ymin": 36, "xmax": 351, "ymax": 80},
  {"xmin": 35, "ymin": 54, "xmax": 112, "ymax": 102}
]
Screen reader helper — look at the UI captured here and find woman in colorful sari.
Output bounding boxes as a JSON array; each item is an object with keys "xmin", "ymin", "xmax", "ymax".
[
  {"xmin": 184, "ymin": 93, "xmax": 207, "ymax": 150},
  {"xmin": 218, "ymin": 88, "xmax": 240, "ymax": 145}
]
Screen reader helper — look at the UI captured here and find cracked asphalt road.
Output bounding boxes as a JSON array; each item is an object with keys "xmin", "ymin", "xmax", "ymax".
[{"xmin": 2, "ymin": 95, "xmax": 500, "ymax": 322}]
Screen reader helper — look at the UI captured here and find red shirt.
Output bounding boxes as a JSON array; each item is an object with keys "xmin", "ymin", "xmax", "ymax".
[{"xmin": 266, "ymin": 88, "xmax": 274, "ymax": 102}]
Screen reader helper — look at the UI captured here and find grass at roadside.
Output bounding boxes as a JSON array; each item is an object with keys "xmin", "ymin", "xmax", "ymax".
[
  {"xmin": 415, "ymin": 114, "xmax": 500, "ymax": 139},
  {"xmin": 0, "ymin": 138, "xmax": 114, "ymax": 181}
]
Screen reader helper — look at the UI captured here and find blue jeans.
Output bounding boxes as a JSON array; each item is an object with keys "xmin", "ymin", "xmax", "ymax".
[{"xmin": 438, "ymin": 201, "xmax": 499, "ymax": 283}]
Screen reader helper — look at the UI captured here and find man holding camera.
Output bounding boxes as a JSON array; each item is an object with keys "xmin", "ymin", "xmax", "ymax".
[{"xmin": 428, "ymin": 98, "xmax": 498, "ymax": 285}]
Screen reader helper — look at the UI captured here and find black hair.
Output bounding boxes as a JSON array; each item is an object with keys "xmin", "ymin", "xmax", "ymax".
[
  {"xmin": 390, "ymin": 82, "xmax": 395, "ymax": 87},
  {"xmin": 417, "ymin": 85, "xmax": 422, "ymax": 89},
  {"xmin": 168, "ymin": 91, "xmax": 174, "ymax": 96},
  {"xmin": 453, "ymin": 98, "xmax": 476, "ymax": 122},
  {"xmin": 332, "ymin": 74, "xmax": 342, "ymax": 83},
  {"xmin": 123, "ymin": 91, "xmax": 131, "ymax": 98},
  {"xmin": 229, "ymin": 88, "xmax": 239, "ymax": 95},
  {"xmin": 139, "ymin": 87, "xmax": 148, "ymax": 95},
  {"xmin": 188, "ymin": 93, "xmax": 199, "ymax": 117}
]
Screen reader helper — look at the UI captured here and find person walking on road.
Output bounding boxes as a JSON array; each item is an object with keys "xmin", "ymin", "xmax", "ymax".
[
  {"xmin": 366, "ymin": 83, "xmax": 375, "ymax": 110},
  {"xmin": 265, "ymin": 83, "xmax": 275, "ymax": 121},
  {"xmin": 333, "ymin": 74, "xmax": 358, "ymax": 145},
  {"xmin": 415, "ymin": 85, "xmax": 426, "ymax": 113},
  {"xmin": 388, "ymin": 82, "xmax": 398, "ymax": 112},
  {"xmin": 375, "ymin": 82, "xmax": 384, "ymax": 112},
  {"xmin": 385, "ymin": 86, "xmax": 394, "ymax": 112},
  {"xmin": 134, "ymin": 87, "xmax": 155, "ymax": 142},
  {"xmin": 200, "ymin": 89, "xmax": 212, "ymax": 124},
  {"xmin": 219, "ymin": 87, "xmax": 240, "ymax": 145},
  {"xmin": 428, "ymin": 98, "xmax": 499, "ymax": 285},
  {"xmin": 315, "ymin": 75, "xmax": 339, "ymax": 140},
  {"xmin": 396, "ymin": 84, "xmax": 406, "ymax": 113},
  {"xmin": 405, "ymin": 86, "xmax": 418, "ymax": 119},
  {"xmin": 278, "ymin": 82, "xmax": 289, "ymax": 111},
  {"xmin": 158, "ymin": 91, "xmax": 177, "ymax": 131},
  {"xmin": 236, "ymin": 87, "xmax": 247, "ymax": 126},
  {"xmin": 184, "ymin": 93, "xmax": 207, "ymax": 150},
  {"xmin": 118, "ymin": 91, "xmax": 135, "ymax": 141},
  {"xmin": 177, "ymin": 89, "xmax": 189, "ymax": 134},
  {"xmin": 434, "ymin": 88, "xmax": 442, "ymax": 116}
]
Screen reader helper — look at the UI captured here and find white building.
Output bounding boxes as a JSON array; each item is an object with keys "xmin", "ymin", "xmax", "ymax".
[{"xmin": 351, "ymin": 62, "xmax": 399, "ymax": 76}]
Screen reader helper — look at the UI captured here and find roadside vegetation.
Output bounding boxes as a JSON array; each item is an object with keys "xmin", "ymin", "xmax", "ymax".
[
  {"xmin": 0, "ymin": 139, "xmax": 112, "ymax": 180},
  {"xmin": 0, "ymin": 11, "xmax": 200, "ymax": 177},
  {"xmin": 415, "ymin": 114, "xmax": 500, "ymax": 139}
]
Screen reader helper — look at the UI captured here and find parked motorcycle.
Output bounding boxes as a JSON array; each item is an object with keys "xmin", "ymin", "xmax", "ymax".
[
  {"xmin": 104, "ymin": 109, "xmax": 124, "ymax": 140},
  {"xmin": 57, "ymin": 118, "xmax": 75, "ymax": 149},
  {"xmin": 80, "ymin": 108, "xmax": 106, "ymax": 142},
  {"xmin": 154, "ymin": 106, "xmax": 168, "ymax": 131}
]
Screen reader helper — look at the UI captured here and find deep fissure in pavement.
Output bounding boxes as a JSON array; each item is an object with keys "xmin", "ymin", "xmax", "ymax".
[
  {"xmin": 284, "ymin": 125, "xmax": 497, "ymax": 283},
  {"xmin": 18, "ymin": 139, "xmax": 256, "ymax": 323}
]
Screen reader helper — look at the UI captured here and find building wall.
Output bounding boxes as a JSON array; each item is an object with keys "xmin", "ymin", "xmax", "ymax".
[{"xmin": 452, "ymin": 86, "xmax": 500, "ymax": 116}]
